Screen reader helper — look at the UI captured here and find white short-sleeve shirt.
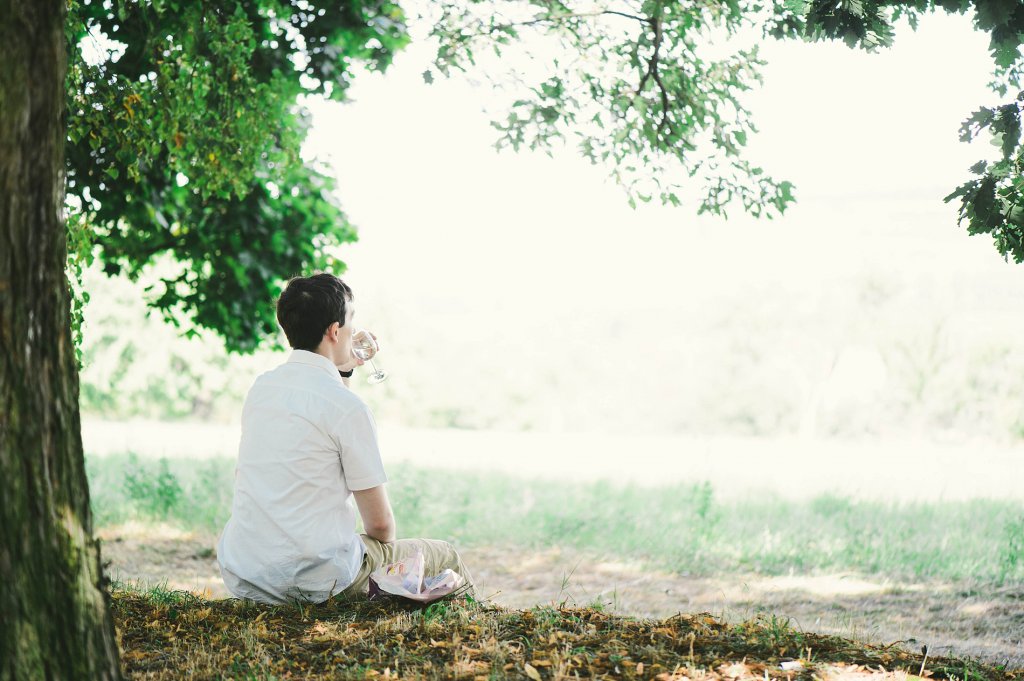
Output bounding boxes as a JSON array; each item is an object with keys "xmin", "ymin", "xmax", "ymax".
[{"xmin": 216, "ymin": 349, "xmax": 388, "ymax": 604}]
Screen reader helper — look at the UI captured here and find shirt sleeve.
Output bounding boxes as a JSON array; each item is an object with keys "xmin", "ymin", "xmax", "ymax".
[{"xmin": 333, "ymin": 402, "xmax": 388, "ymax": 491}]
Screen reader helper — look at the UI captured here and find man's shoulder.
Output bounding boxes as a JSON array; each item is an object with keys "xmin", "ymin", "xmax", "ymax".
[{"xmin": 249, "ymin": 363, "xmax": 370, "ymax": 415}]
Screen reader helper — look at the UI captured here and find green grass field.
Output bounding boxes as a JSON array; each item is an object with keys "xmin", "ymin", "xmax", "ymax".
[{"xmin": 86, "ymin": 452, "xmax": 1024, "ymax": 585}]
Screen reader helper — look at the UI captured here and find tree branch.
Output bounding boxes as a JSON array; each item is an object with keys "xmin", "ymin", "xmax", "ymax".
[
  {"xmin": 634, "ymin": 2, "xmax": 671, "ymax": 137},
  {"xmin": 456, "ymin": 8, "xmax": 648, "ymax": 42},
  {"xmin": 500, "ymin": 9, "xmax": 648, "ymax": 29}
]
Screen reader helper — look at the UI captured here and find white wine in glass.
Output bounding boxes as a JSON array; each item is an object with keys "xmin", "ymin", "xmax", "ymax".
[{"xmin": 352, "ymin": 329, "xmax": 387, "ymax": 384}]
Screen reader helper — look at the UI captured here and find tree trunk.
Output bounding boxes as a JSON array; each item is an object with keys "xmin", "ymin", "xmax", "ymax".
[{"xmin": 0, "ymin": 2, "xmax": 123, "ymax": 679}]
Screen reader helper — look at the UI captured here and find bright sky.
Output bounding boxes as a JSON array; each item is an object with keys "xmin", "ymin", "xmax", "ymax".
[{"xmin": 299, "ymin": 10, "xmax": 1019, "ymax": 327}]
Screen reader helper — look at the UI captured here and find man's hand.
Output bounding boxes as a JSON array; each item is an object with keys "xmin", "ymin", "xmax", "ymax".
[
  {"xmin": 353, "ymin": 484, "xmax": 395, "ymax": 544},
  {"xmin": 335, "ymin": 330, "xmax": 381, "ymax": 373}
]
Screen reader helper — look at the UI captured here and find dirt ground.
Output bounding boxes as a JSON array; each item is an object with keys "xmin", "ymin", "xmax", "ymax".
[{"xmin": 98, "ymin": 524, "xmax": 1024, "ymax": 670}]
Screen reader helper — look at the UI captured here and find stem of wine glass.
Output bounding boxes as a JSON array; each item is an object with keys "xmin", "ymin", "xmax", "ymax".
[{"xmin": 368, "ymin": 359, "xmax": 381, "ymax": 376}]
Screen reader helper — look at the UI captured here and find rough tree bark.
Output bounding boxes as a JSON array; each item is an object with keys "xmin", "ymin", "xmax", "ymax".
[{"xmin": 0, "ymin": 2, "xmax": 123, "ymax": 679}]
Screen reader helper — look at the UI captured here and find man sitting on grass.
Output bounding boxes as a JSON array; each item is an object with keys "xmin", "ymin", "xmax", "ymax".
[{"xmin": 216, "ymin": 272, "xmax": 475, "ymax": 604}]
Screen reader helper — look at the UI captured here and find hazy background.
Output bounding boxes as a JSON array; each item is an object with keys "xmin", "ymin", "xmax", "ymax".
[{"xmin": 79, "ymin": 10, "xmax": 1024, "ymax": 498}]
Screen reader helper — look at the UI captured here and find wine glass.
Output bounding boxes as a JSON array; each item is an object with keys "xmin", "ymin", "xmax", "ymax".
[{"xmin": 352, "ymin": 329, "xmax": 388, "ymax": 384}]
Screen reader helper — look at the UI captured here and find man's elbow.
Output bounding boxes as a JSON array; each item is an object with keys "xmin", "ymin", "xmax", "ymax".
[
  {"xmin": 364, "ymin": 514, "xmax": 396, "ymax": 542},
  {"xmin": 354, "ymin": 484, "xmax": 396, "ymax": 542}
]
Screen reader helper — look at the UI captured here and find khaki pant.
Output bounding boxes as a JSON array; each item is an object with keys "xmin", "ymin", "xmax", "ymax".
[{"xmin": 335, "ymin": 534, "xmax": 475, "ymax": 601}]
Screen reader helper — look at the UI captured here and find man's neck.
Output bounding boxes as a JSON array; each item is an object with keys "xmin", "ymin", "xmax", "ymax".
[
  {"xmin": 311, "ymin": 346, "xmax": 333, "ymax": 362},
  {"xmin": 304, "ymin": 342, "xmax": 354, "ymax": 388}
]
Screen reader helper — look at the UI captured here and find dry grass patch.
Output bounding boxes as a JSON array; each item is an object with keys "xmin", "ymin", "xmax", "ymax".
[{"xmin": 111, "ymin": 586, "xmax": 1022, "ymax": 680}]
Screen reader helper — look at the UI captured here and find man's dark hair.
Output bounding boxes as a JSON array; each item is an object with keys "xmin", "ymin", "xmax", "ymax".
[{"xmin": 276, "ymin": 273, "xmax": 353, "ymax": 351}]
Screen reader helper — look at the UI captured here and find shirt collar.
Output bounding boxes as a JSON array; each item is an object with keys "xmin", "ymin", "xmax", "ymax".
[{"xmin": 286, "ymin": 349, "xmax": 342, "ymax": 380}]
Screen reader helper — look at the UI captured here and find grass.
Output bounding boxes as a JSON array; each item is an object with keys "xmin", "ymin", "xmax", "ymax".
[
  {"xmin": 109, "ymin": 581, "xmax": 1022, "ymax": 681},
  {"xmin": 86, "ymin": 452, "xmax": 1024, "ymax": 585},
  {"xmin": 87, "ymin": 452, "xmax": 233, "ymax": 531}
]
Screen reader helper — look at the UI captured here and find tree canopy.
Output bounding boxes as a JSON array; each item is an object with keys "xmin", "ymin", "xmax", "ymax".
[
  {"xmin": 66, "ymin": 0, "xmax": 1024, "ymax": 354},
  {"xmin": 66, "ymin": 0, "xmax": 409, "ymax": 353}
]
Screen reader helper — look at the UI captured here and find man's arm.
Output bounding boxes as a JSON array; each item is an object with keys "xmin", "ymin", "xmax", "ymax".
[{"xmin": 353, "ymin": 485, "xmax": 396, "ymax": 544}]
